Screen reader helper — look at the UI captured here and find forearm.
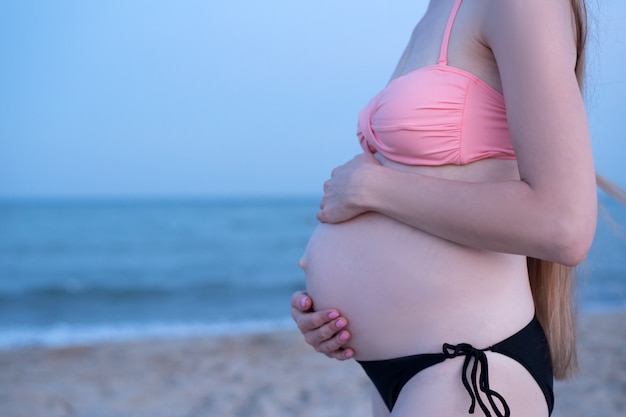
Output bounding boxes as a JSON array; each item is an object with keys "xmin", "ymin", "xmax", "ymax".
[{"xmin": 359, "ymin": 165, "xmax": 596, "ymax": 265}]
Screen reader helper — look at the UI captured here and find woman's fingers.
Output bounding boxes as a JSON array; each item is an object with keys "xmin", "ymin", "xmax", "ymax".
[
  {"xmin": 290, "ymin": 291, "xmax": 355, "ymax": 360},
  {"xmin": 314, "ymin": 329, "xmax": 355, "ymax": 360},
  {"xmin": 292, "ymin": 306, "xmax": 340, "ymax": 336},
  {"xmin": 301, "ymin": 313, "xmax": 353, "ymax": 358},
  {"xmin": 291, "ymin": 291, "xmax": 312, "ymax": 312}
]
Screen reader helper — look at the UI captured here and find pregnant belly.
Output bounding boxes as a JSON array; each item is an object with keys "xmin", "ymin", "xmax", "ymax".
[{"xmin": 300, "ymin": 212, "xmax": 532, "ymax": 360}]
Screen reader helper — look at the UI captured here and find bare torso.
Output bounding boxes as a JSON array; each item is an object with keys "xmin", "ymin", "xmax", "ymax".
[
  {"xmin": 300, "ymin": 0, "xmax": 535, "ymax": 361},
  {"xmin": 301, "ymin": 157, "xmax": 535, "ymax": 360}
]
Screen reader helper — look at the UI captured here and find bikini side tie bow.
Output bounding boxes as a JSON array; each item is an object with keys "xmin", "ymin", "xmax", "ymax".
[{"xmin": 442, "ymin": 342, "xmax": 511, "ymax": 417}]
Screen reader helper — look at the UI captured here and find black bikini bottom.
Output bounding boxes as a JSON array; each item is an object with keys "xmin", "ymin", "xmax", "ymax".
[{"xmin": 357, "ymin": 317, "xmax": 554, "ymax": 417}]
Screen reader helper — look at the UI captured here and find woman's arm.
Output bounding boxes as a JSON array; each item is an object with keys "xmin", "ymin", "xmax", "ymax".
[{"xmin": 319, "ymin": 0, "xmax": 597, "ymax": 266}]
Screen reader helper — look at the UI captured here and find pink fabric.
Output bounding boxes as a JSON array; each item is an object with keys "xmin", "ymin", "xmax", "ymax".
[{"xmin": 357, "ymin": 0, "xmax": 515, "ymax": 166}]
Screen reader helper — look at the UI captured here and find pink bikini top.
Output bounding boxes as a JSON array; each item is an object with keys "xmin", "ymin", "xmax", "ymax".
[{"xmin": 357, "ymin": 0, "xmax": 516, "ymax": 166}]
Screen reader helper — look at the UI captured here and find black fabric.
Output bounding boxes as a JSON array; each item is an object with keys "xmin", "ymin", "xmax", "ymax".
[{"xmin": 357, "ymin": 317, "xmax": 554, "ymax": 416}]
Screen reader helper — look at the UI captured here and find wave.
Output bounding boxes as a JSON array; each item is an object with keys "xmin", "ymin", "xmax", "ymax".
[
  {"xmin": 0, "ymin": 280, "xmax": 303, "ymax": 298},
  {"xmin": 0, "ymin": 317, "xmax": 298, "ymax": 350}
]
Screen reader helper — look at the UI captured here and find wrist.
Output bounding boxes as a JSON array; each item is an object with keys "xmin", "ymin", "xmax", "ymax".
[{"xmin": 356, "ymin": 163, "xmax": 386, "ymax": 213}]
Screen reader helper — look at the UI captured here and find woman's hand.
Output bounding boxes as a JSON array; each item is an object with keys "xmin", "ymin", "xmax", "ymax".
[
  {"xmin": 290, "ymin": 291, "xmax": 355, "ymax": 360},
  {"xmin": 317, "ymin": 153, "xmax": 382, "ymax": 224}
]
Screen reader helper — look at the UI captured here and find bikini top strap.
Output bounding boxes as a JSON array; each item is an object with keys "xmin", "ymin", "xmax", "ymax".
[{"xmin": 438, "ymin": 0, "xmax": 464, "ymax": 65}]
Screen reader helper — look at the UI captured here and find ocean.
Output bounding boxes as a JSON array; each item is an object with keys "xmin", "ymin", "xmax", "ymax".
[{"xmin": 0, "ymin": 195, "xmax": 624, "ymax": 349}]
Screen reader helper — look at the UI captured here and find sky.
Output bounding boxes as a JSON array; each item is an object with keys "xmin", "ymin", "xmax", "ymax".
[{"xmin": 0, "ymin": 0, "xmax": 624, "ymax": 198}]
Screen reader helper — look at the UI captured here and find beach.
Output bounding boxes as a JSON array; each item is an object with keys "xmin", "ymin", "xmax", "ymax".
[{"xmin": 1, "ymin": 311, "xmax": 624, "ymax": 417}]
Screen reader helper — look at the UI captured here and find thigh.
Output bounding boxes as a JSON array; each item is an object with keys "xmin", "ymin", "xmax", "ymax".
[{"xmin": 391, "ymin": 354, "xmax": 549, "ymax": 417}]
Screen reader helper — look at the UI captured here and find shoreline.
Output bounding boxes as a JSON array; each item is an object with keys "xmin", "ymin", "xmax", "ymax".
[
  {"xmin": 0, "ymin": 317, "xmax": 299, "ymax": 351},
  {"xmin": 0, "ymin": 311, "xmax": 624, "ymax": 417},
  {"xmin": 1, "ymin": 307, "xmax": 624, "ymax": 352}
]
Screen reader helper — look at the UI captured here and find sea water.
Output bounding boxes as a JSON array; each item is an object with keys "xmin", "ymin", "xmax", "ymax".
[{"xmin": 0, "ymin": 195, "xmax": 624, "ymax": 349}]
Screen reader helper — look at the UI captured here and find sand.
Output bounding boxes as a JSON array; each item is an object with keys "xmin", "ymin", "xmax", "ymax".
[{"xmin": 0, "ymin": 312, "xmax": 624, "ymax": 417}]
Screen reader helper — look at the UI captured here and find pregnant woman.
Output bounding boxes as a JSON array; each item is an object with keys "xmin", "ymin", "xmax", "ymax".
[{"xmin": 294, "ymin": 1, "xmax": 598, "ymax": 416}]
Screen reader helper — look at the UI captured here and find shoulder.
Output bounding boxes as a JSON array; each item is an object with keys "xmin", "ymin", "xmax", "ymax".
[
  {"xmin": 477, "ymin": 0, "xmax": 577, "ymax": 52},
  {"xmin": 474, "ymin": 0, "xmax": 578, "ymax": 75},
  {"xmin": 477, "ymin": 0, "xmax": 574, "ymax": 21}
]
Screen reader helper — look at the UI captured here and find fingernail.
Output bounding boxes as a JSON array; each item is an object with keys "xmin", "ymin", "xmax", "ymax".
[
  {"xmin": 328, "ymin": 311, "xmax": 339, "ymax": 320},
  {"xmin": 339, "ymin": 331, "xmax": 349, "ymax": 341},
  {"xmin": 300, "ymin": 296, "xmax": 309, "ymax": 308},
  {"xmin": 344, "ymin": 350, "xmax": 354, "ymax": 359},
  {"xmin": 336, "ymin": 319, "xmax": 346, "ymax": 328}
]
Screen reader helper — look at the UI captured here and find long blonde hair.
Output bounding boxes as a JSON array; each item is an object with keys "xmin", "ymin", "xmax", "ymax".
[{"xmin": 530, "ymin": 0, "xmax": 626, "ymax": 380}]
